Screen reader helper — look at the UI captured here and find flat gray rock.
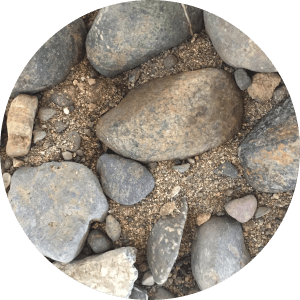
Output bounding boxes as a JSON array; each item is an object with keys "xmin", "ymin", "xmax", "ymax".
[
  {"xmin": 8, "ymin": 161, "xmax": 108, "ymax": 263},
  {"xmin": 147, "ymin": 199, "xmax": 188, "ymax": 285},
  {"xmin": 234, "ymin": 69, "xmax": 251, "ymax": 90},
  {"xmin": 106, "ymin": 214, "xmax": 121, "ymax": 242},
  {"xmin": 96, "ymin": 69, "xmax": 243, "ymax": 162},
  {"xmin": 33, "ymin": 130, "xmax": 47, "ymax": 143},
  {"xmin": 130, "ymin": 285, "xmax": 148, "ymax": 300},
  {"xmin": 86, "ymin": 2, "xmax": 203, "ymax": 77},
  {"xmin": 238, "ymin": 98, "xmax": 300, "ymax": 192},
  {"xmin": 50, "ymin": 92, "xmax": 74, "ymax": 107},
  {"xmin": 87, "ymin": 229, "xmax": 113, "ymax": 254},
  {"xmin": 11, "ymin": 18, "xmax": 86, "ymax": 98},
  {"xmin": 204, "ymin": 11, "xmax": 276, "ymax": 72},
  {"xmin": 96, "ymin": 154, "xmax": 155, "ymax": 205},
  {"xmin": 191, "ymin": 216, "xmax": 251, "ymax": 290},
  {"xmin": 54, "ymin": 121, "xmax": 68, "ymax": 133},
  {"xmin": 54, "ymin": 247, "xmax": 138, "ymax": 298},
  {"xmin": 38, "ymin": 108, "xmax": 57, "ymax": 122},
  {"xmin": 214, "ymin": 162, "xmax": 238, "ymax": 178}
]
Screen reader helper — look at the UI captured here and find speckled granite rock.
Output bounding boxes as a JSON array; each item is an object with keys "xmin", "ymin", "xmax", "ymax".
[
  {"xmin": 86, "ymin": 1, "xmax": 203, "ymax": 77},
  {"xmin": 130, "ymin": 285, "xmax": 148, "ymax": 300},
  {"xmin": 54, "ymin": 247, "xmax": 138, "ymax": 298},
  {"xmin": 147, "ymin": 199, "xmax": 188, "ymax": 285},
  {"xmin": 11, "ymin": 18, "xmax": 86, "ymax": 98},
  {"xmin": 96, "ymin": 68, "xmax": 243, "ymax": 162},
  {"xmin": 191, "ymin": 216, "xmax": 250, "ymax": 290},
  {"xmin": 8, "ymin": 162, "xmax": 108, "ymax": 262},
  {"xmin": 204, "ymin": 11, "xmax": 276, "ymax": 72},
  {"xmin": 238, "ymin": 98, "xmax": 300, "ymax": 192},
  {"xmin": 96, "ymin": 154, "xmax": 155, "ymax": 205}
]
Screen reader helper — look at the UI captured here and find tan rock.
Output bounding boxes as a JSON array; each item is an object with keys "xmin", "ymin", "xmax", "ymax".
[
  {"xmin": 13, "ymin": 158, "xmax": 24, "ymax": 168},
  {"xmin": 160, "ymin": 202, "xmax": 176, "ymax": 216},
  {"xmin": 2, "ymin": 173, "xmax": 11, "ymax": 189},
  {"xmin": 247, "ymin": 73, "xmax": 281, "ymax": 101},
  {"xmin": 6, "ymin": 94, "xmax": 38, "ymax": 157},
  {"xmin": 196, "ymin": 213, "xmax": 211, "ymax": 226},
  {"xmin": 96, "ymin": 68, "xmax": 243, "ymax": 162}
]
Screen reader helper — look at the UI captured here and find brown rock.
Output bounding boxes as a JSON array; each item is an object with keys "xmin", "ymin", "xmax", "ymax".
[
  {"xmin": 242, "ymin": 220, "xmax": 256, "ymax": 231},
  {"xmin": 13, "ymin": 158, "xmax": 24, "ymax": 168},
  {"xmin": 96, "ymin": 68, "xmax": 243, "ymax": 162},
  {"xmin": 160, "ymin": 202, "xmax": 176, "ymax": 216},
  {"xmin": 6, "ymin": 94, "xmax": 38, "ymax": 157},
  {"xmin": 196, "ymin": 213, "xmax": 211, "ymax": 226},
  {"xmin": 247, "ymin": 73, "xmax": 281, "ymax": 102}
]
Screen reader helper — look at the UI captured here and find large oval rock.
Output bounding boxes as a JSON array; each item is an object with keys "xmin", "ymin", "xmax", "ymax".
[
  {"xmin": 204, "ymin": 11, "xmax": 276, "ymax": 72},
  {"xmin": 238, "ymin": 98, "xmax": 300, "ymax": 192},
  {"xmin": 8, "ymin": 162, "xmax": 108, "ymax": 263},
  {"xmin": 11, "ymin": 18, "xmax": 87, "ymax": 98},
  {"xmin": 96, "ymin": 68, "xmax": 243, "ymax": 162},
  {"xmin": 191, "ymin": 216, "xmax": 250, "ymax": 290},
  {"xmin": 147, "ymin": 199, "xmax": 188, "ymax": 285},
  {"xmin": 86, "ymin": 1, "xmax": 204, "ymax": 77},
  {"xmin": 96, "ymin": 153, "xmax": 155, "ymax": 205},
  {"xmin": 54, "ymin": 247, "xmax": 138, "ymax": 298}
]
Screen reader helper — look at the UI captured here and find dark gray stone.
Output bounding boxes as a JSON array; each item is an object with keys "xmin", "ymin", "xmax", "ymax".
[
  {"xmin": 65, "ymin": 131, "xmax": 81, "ymax": 152},
  {"xmin": 130, "ymin": 285, "xmax": 148, "ymax": 300},
  {"xmin": 50, "ymin": 93, "xmax": 74, "ymax": 107},
  {"xmin": 87, "ymin": 229, "xmax": 113, "ymax": 254},
  {"xmin": 204, "ymin": 11, "xmax": 276, "ymax": 72},
  {"xmin": 147, "ymin": 199, "xmax": 188, "ymax": 285},
  {"xmin": 151, "ymin": 287, "xmax": 175, "ymax": 299},
  {"xmin": 191, "ymin": 216, "xmax": 250, "ymax": 290},
  {"xmin": 238, "ymin": 98, "xmax": 300, "ymax": 192},
  {"xmin": 54, "ymin": 121, "xmax": 68, "ymax": 133},
  {"xmin": 128, "ymin": 68, "xmax": 141, "ymax": 84},
  {"xmin": 38, "ymin": 108, "xmax": 57, "ymax": 122},
  {"xmin": 8, "ymin": 161, "xmax": 108, "ymax": 263},
  {"xmin": 96, "ymin": 154, "xmax": 155, "ymax": 205},
  {"xmin": 214, "ymin": 162, "xmax": 238, "ymax": 178},
  {"xmin": 86, "ymin": 2, "xmax": 204, "ymax": 77},
  {"xmin": 11, "ymin": 18, "xmax": 87, "ymax": 98},
  {"xmin": 164, "ymin": 55, "xmax": 178, "ymax": 70},
  {"xmin": 234, "ymin": 69, "xmax": 251, "ymax": 90}
]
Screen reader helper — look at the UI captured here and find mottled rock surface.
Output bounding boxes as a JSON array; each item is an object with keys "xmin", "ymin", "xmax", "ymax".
[
  {"xmin": 130, "ymin": 285, "xmax": 148, "ymax": 300},
  {"xmin": 147, "ymin": 199, "xmax": 188, "ymax": 284},
  {"xmin": 204, "ymin": 11, "xmax": 276, "ymax": 72},
  {"xmin": 106, "ymin": 214, "xmax": 121, "ymax": 242},
  {"xmin": 238, "ymin": 98, "xmax": 300, "ymax": 192},
  {"xmin": 247, "ymin": 73, "xmax": 281, "ymax": 101},
  {"xmin": 225, "ymin": 195, "xmax": 257, "ymax": 223},
  {"xmin": 87, "ymin": 229, "xmax": 113, "ymax": 254},
  {"xmin": 50, "ymin": 92, "xmax": 74, "ymax": 107},
  {"xmin": 6, "ymin": 94, "xmax": 38, "ymax": 157},
  {"xmin": 86, "ymin": 1, "xmax": 204, "ymax": 77},
  {"xmin": 96, "ymin": 68, "xmax": 243, "ymax": 162},
  {"xmin": 54, "ymin": 247, "xmax": 138, "ymax": 298},
  {"xmin": 11, "ymin": 18, "xmax": 86, "ymax": 98},
  {"xmin": 191, "ymin": 216, "xmax": 251, "ymax": 290},
  {"xmin": 8, "ymin": 161, "xmax": 108, "ymax": 262},
  {"xmin": 96, "ymin": 154, "xmax": 155, "ymax": 205},
  {"xmin": 214, "ymin": 162, "xmax": 238, "ymax": 178}
]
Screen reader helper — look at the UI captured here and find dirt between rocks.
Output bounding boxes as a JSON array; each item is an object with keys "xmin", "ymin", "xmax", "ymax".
[{"xmin": 1, "ymin": 10, "xmax": 293, "ymax": 298}]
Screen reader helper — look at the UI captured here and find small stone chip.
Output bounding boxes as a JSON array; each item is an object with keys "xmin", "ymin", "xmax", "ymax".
[
  {"xmin": 141, "ymin": 270, "xmax": 155, "ymax": 286},
  {"xmin": 255, "ymin": 207, "xmax": 271, "ymax": 218},
  {"xmin": 196, "ymin": 213, "xmax": 211, "ymax": 226},
  {"xmin": 170, "ymin": 186, "xmax": 180, "ymax": 197},
  {"xmin": 3, "ymin": 172, "xmax": 11, "ymax": 188},
  {"xmin": 160, "ymin": 202, "xmax": 176, "ymax": 216},
  {"xmin": 62, "ymin": 151, "xmax": 73, "ymax": 161},
  {"xmin": 13, "ymin": 158, "xmax": 24, "ymax": 168}
]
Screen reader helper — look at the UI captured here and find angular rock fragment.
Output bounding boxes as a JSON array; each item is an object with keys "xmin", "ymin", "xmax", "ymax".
[
  {"xmin": 33, "ymin": 130, "xmax": 47, "ymax": 143},
  {"xmin": 234, "ymin": 69, "xmax": 251, "ymax": 90},
  {"xmin": 214, "ymin": 162, "xmax": 238, "ymax": 178},
  {"xmin": 106, "ymin": 215, "xmax": 121, "ymax": 242},
  {"xmin": 87, "ymin": 229, "xmax": 113, "ymax": 254},
  {"xmin": 142, "ymin": 270, "xmax": 155, "ymax": 286},
  {"xmin": 255, "ymin": 207, "xmax": 271, "ymax": 218},
  {"xmin": 130, "ymin": 285, "xmax": 148, "ymax": 300},
  {"xmin": 38, "ymin": 107, "xmax": 57, "ymax": 122},
  {"xmin": 50, "ymin": 92, "xmax": 74, "ymax": 107}
]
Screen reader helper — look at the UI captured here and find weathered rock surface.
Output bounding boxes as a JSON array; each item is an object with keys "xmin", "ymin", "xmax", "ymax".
[
  {"xmin": 247, "ymin": 73, "xmax": 281, "ymax": 101},
  {"xmin": 86, "ymin": 2, "xmax": 204, "ymax": 77},
  {"xmin": 191, "ymin": 216, "xmax": 251, "ymax": 290},
  {"xmin": 238, "ymin": 98, "xmax": 300, "ymax": 192},
  {"xmin": 38, "ymin": 107, "xmax": 57, "ymax": 122},
  {"xmin": 8, "ymin": 161, "xmax": 108, "ymax": 262},
  {"xmin": 150, "ymin": 287, "xmax": 175, "ymax": 299},
  {"xmin": 106, "ymin": 214, "xmax": 121, "ymax": 242},
  {"xmin": 234, "ymin": 69, "xmax": 251, "ymax": 90},
  {"xmin": 130, "ymin": 285, "xmax": 148, "ymax": 300},
  {"xmin": 96, "ymin": 68, "xmax": 243, "ymax": 162},
  {"xmin": 214, "ymin": 162, "xmax": 238, "ymax": 178},
  {"xmin": 147, "ymin": 199, "xmax": 188, "ymax": 285},
  {"xmin": 96, "ymin": 154, "xmax": 155, "ymax": 205},
  {"xmin": 87, "ymin": 229, "xmax": 113, "ymax": 254},
  {"xmin": 225, "ymin": 195, "xmax": 257, "ymax": 223},
  {"xmin": 11, "ymin": 18, "xmax": 86, "ymax": 98},
  {"xmin": 6, "ymin": 94, "xmax": 38, "ymax": 157},
  {"xmin": 204, "ymin": 11, "xmax": 276, "ymax": 72},
  {"xmin": 50, "ymin": 92, "xmax": 74, "ymax": 107},
  {"xmin": 54, "ymin": 247, "xmax": 138, "ymax": 298}
]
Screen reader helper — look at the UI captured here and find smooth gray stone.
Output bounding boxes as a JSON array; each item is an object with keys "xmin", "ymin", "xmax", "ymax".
[
  {"xmin": 255, "ymin": 207, "xmax": 271, "ymax": 218},
  {"xmin": 96, "ymin": 154, "xmax": 155, "ymax": 205},
  {"xmin": 214, "ymin": 162, "xmax": 238, "ymax": 178},
  {"xmin": 8, "ymin": 162, "xmax": 108, "ymax": 263},
  {"xmin": 86, "ymin": 1, "xmax": 204, "ymax": 77},
  {"xmin": 130, "ymin": 285, "xmax": 148, "ymax": 300},
  {"xmin": 147, "ymin": 199, "xmax": 188, "ymax": 285},
  {"xmin": 150, "ymin": 287, "xmax": 175, "ymax": 299},
  {"xmin": 191, "ymin": 216, "xmax": 251, "ymax": 290},
  {"xmin": 106, "ymin": 215, "xmax": 121, "ymax": 242},
  {"xmin": 38, "ymin": 108, "xmax": 57, "ymax": 122},
  {"xmin": 50, "ymin": 92, "xmax": 74, "ymax": 107},
  {"xmin": 238, "ymin": 98, "xmax": 300, "ymax": 192},
  {"xmin": 33, "ymin": 130, "xmax": 47, "ymax": 143},
  {"xmin": 62, "ymin": 151, "xmax": 72, "ymax": 161},
  {"xmin": 204, "ymin": 11, "xmax": 276, "ymax": 72},
  {"xmin": 11, "ymin": 18, "xmax": 86, "ymax": 98},
  {"xmin": 234, "ymin": 69, "xmax": 251, "ymax": 90},
  {"xmin": 172, "ymin": 163, "xmax": 190, "ymax": 173},
  {"xmin": 87, "ymin": 229, "xmax": 113, "ymax": 254}
]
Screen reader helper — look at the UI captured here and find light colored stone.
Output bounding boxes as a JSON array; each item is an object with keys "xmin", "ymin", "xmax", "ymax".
[
  {"xmin": 160, "ymin": 202, "xmax": 176, "ymax": 216},
  {"xmin": 106, "ymin": 215, "xmax": 121, "ymax": 241},
  {"xmin": 12, "ymin": 158, "xmax": 24, "ymax": 168},
  {"xmin": 33, "ymin": 130, "xmax": 47, "ymax": 143},
  {"xmin": 170, "ymin": 186, "xmax": 180, "ymax": 198},
  {"xmin": 225, "ymin": 195, "xmax": 257, "ymax": 223},
  {"xmin": 38, "ymin": 108, "xmax": 56, "ymax": 122},
  {"xmin": 3, "ymin": 173, "xmax": 11, "ymax": 188},
  {"xmin": 6, "ymin": 94, "xmax": 38, "ymax": 157},
  {"xmin": 255, "ymin": 207, "xmax": 271, "ymax": 218},
  {"xmin": 247, "ymin": 73, "xmax": 281, "ymax": 102},
  {"xmin": 62, "ymin": 151, "xmax": 72, "ymax": 161},
  {"xmin": 196, "ymin": 213, "xmax": 211, "ymax": 226},
  {"xmin": 172, "ymin": 163, "xmax": 190, "ymax": 173},
  {"xmin": 142, "ymin": 271, "xmax": 155, "ymax": 286},
  {"xmin": 54, "ymin": 247, "xmax": 138, "ymax": 298}
]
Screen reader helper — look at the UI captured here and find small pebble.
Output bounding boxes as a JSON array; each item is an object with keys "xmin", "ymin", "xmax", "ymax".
[
  {"xmin": 160, "ymin": 202, "xmax": 176, "ymax": 216},
  {"xmin": 38, "ymin": 108, "xmax": 56, "ymax": 122},
  {"xmin": 234, "ymin": 68, "xmax": 251, "ymax": 90},
  {"xmin": 148, "ymin": 162, "xmax": 158, "ymax": 170},
  {"xmin": 87, "ymin": 229, "xmax": 113, "ymax": 254},
  {"xmin": 13, "ymin": 158, "xmax": 24, "ymax": 168},
  {"xmin": 187, "ymin": 158, "xmax": 195, "ymax": 164},
  {"xmin": 128, "ymin": 68, "xmax": 141, "ymax": 84},
  {"xmin": 76, "ymin": 149, "xmax": 84, "ymax": 156},
  {"xmin": 242, "ymin": 220, "xmax": 256, "ymax": 231},
  {"xmin": 163, "ymin": 54, "xmax": 178, "ymax": 69},
  {"xmin": 62, "ymin": 151, "xmax": 72, "ymax": 161},
  {"xmin": 173, "ymin": 163, "xmax": 190, "ymax": 173},
  {"xmin": 3, "ymin": 172, "xmax": 11, "ymax": 188},
  {"xmin": 196, "ymin": 213, "xmax": 211, "ymax": 226},
  {"xmin": 272, "ymin": 85, "xmax": 289, "ymax": 104},
  {"xmin": 87, "ymin": 78, "xmax": 96, "ymax": 85},
  {"xmin": 54, "ymin": 121, "xmax": 68, "ymax": 133},
  {"xmin": 33, "ymin": 130, "xmax": 47, "ymax": 143},
  {"xmin": 106, "ymin": 215, "xmax": 121, "ymax": 242},
  {"xmin": 214, "ymin": 162, "xmax": 238, "ymax": 178},
  {"xmin": 69, "ymin": 105, "xmax": 75, "ymax": 112},
  {"xmin": 170, "ymin": 186, "xmax": 181, "ymax": 197},
  {"xmin": 83, "ymin": 128, "xmax": 92, "ymax": 137},
  {"xmin": 50, "ymin": 93, "xmax": 74, "ymax": 107},
  {"xmin": 63, "ymin": 107, "xmax": 69, "ymax": 114},
  {"xmin": 138, "ymin": 262, "xmax": 149, "ymax": 273},
  {"xmin": 255, "ymin": 207, "xmax": 271, "ymax": 218},
  {"xmin": 141, "ymin": 271, "xmax": 155, "ymax": 286}
]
